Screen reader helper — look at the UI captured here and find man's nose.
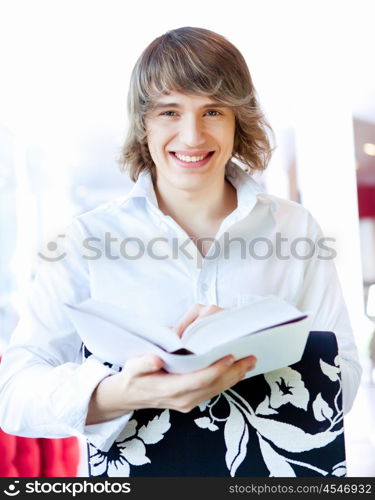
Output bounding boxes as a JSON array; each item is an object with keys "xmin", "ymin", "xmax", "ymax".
[{"xmin": 179, "ymin": 115, "xmax": 205, "ymax": 146}]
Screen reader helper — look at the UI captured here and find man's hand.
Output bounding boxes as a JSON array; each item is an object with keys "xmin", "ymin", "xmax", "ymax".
[
  {"xmin": 87, "ymin": 353, "xmax": 257, "ymax": 424},
  {"xmin": 172, "ymin": 303, "xmax": 225, "ymax": 338}
]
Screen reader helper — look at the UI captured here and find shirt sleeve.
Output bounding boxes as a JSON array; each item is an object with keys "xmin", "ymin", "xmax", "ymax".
[
  {"xmin": 295, "ymin": 212, "xmax": 362, "ymax": 414},
  {"xmin": 0, "ymin": 219, "xmax": 132, "ymax": 452}
]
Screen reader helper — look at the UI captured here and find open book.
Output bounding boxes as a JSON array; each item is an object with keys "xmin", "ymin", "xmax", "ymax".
[{"xmin": 64, "ymin": 295, "xmax": 312, "ymax": 378}]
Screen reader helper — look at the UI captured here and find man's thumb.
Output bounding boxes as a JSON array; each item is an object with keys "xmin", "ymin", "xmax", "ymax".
[{"xmin": 124, "ymin": 354, "xmax": 164, "ymax": 375}]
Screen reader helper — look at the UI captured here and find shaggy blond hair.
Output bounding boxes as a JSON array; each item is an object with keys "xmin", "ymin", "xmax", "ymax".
[{"xmin": 120, "ymin": 27, "xmax": 273, "ymax": 181}]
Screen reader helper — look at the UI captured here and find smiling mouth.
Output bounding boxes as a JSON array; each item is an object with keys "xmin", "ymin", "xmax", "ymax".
[{"xmin": 170, "ymin": 151, "xmax": 214, "ymax": 163}]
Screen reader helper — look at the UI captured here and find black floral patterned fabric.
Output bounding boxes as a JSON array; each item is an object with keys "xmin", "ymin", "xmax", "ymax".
[{"xmin": 84, "ymin": 331, "xmax": 346, "ymax": 477}]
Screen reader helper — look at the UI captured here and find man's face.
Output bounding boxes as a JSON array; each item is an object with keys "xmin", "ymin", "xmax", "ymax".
[{"xmin": 145, "ymin": 91, "xmax": 236, "ymax": 192}]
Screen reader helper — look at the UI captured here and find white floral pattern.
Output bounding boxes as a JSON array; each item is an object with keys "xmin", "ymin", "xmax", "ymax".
[
  {"xmin": 193, "ymin": 360, "xmax": 344, "ymax": 477},
  {"xmin": 89, "ymin": 410, "xmax": 171, "ymax": 477},
  {"xmin": 88, "ymin": 348, "xmax": 345, "ymax": 477},
  {"xmin": 263, "ymin": 367, "xmax": 310, "ymax": 411}
]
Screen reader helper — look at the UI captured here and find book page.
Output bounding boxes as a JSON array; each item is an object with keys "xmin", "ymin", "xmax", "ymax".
[
  {"xmin": 64, "ymin": 299, "xmax": 184, "ymax": 355},
  {"xmin": 181, "ymin": 295, "xmax": 306, "ymax": 353},
  {"xmin": 162, "ymin": 315, "xmax": 313, "ymax": 375},
  {"xmin": 64, "ymin": 304, "xmax": 167, "ymax": 365}
]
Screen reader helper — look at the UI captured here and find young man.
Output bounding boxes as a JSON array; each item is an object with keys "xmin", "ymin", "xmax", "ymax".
[{"xmin": 0, "ymin": 27, "xmax": 361, "ymax": 477}]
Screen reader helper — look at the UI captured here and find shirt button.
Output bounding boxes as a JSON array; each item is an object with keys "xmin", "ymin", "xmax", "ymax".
[{"xmin": 201, "ymin": 283, "xmax": 209, "ymax": 292}]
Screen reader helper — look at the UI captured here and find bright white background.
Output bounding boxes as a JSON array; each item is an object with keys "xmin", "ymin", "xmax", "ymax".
[
  {"xmin": 0, "ymin": 0, "xmax": 374, "ymax": 476},
  {"xmin": 1, "ymin": 0, "xmax": 374, "ymax": 337}
]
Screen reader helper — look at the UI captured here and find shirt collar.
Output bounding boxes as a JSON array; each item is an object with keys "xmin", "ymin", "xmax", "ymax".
[
  {"xmin": 124, "ymin": 162, "xmax": 277, "ymax": 215},
  {"xmin": 225, "ymin": 161, "xmax": 277, "ymax": 216},
  {"xmin": 125, "ymin": 169, "xmax": 159, "ymax": 208}
]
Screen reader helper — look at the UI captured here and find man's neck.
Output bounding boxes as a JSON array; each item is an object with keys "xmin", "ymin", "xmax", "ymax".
[{"xmin": 154, "ymin": 174, "xmax": 237, "ymax": 241}]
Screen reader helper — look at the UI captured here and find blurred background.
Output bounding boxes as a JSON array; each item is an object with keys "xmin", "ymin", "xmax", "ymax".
[{"xmin": 0, "ymin": 0, "xmax": 374, "ymax": 476}]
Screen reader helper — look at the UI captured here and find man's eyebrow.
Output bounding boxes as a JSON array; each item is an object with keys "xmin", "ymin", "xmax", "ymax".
[
  {"xmin": 151, "ymin": 101, "xmax": 229, "ymax": 110},
  {"xmin": 151, "ymin": 102, "xmax": 181, "ymax": 110}
]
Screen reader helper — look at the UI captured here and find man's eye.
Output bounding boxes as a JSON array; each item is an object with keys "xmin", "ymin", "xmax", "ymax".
[
  {"xmin": 161, "ymin": 111, "xmax": 177, "ymax": 117},
  {"xmin": 206, "ymin": 110, "xmax": 221, "ymax": 116}
]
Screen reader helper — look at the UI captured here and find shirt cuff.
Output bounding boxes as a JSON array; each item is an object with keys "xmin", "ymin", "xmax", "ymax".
[
  {"xmin": 83, "ymin": 411, "xmax": 134, "ymax": 452},
  {"xmin": 49, "ymin": 355, "xmax": 132, "ymax": 450}
]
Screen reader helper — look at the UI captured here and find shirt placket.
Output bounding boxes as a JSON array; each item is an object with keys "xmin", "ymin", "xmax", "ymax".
[
  {"xmin": 150, "ymin": 206, "xmax": 220, "ymax": 306},
  {"xmin": 195, "ymin": 259, "xmax": 218, "ymax": 305}
]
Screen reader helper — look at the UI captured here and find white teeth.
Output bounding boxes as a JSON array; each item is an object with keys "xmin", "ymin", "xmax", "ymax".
[{"xmin": 174, "ymin": 153, "xmax": 208, "ymax": 162}]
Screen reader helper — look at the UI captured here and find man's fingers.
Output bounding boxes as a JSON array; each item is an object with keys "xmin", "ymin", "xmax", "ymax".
[
  {"xmin": 240, "ymin": 355, "xmax": 257, "ymax": 371},
  {"xmin": 172, "ymin": 304, "xmax": 202, "ymax": 337},
  {"xmin": 203, "ymin": 355, "xmax": 257, "ymax": 388},
  {"xmin": 156, "ymin": 355, "xmax": 236, "ymax": 397},
  {"xmin": 198, "ymin": 305, "xmax": 224, "ymax": 319},
  {"xmin": 181, "ymin": 355, "xmax": 237, "ymax": 391},
  {"xmin": 124, "ymin": 354, "xmax": 164, "ymax": 376},
  {"xmin": 174, "ymin": 355, "xmax": 257, "ymax": 406},
  {"xmin": 173, "ymin": 304, "xmax": 225, "ymax": 337}
]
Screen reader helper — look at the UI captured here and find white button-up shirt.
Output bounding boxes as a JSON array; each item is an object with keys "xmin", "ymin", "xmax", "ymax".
[{"xmin": 0, "ymin": 163, "xmax": 362, "ymax": 452}]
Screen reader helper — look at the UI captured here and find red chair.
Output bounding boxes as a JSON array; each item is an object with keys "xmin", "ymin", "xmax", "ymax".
[{"xmin": 0, "ymin": 428, "xmax": 79, "ymax": 477}]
